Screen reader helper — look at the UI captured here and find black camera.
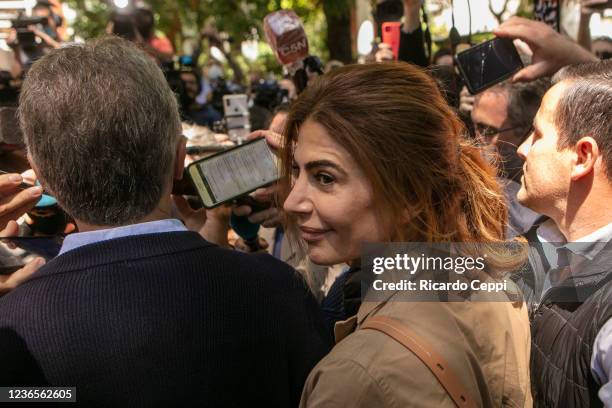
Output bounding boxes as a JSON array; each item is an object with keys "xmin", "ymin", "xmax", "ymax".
[{"xmin": 11, "ymin": 16, "xmax": 48, "ymax": 48}]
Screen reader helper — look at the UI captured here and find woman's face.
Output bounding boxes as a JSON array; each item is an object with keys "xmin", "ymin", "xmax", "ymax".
[{"xmin": 283, "ymin": 120, "xmax": 387, "ymax": 266}]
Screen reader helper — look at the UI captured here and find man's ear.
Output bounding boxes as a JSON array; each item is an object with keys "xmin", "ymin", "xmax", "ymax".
[
  {"xmin": 571, "ymin": 136, "xmax": 598, "ymax": 181},
  {"xmin": 174, "ymin": 137, "xmax": 187, "ymax": 181}
]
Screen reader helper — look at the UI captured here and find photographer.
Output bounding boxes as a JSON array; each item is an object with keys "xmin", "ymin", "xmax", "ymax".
[{"xmin": 7, "ymin": 1, "xmax": 61, "ymax": 73}]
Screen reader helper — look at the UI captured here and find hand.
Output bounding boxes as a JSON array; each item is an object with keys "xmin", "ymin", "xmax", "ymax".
[
  {"xmin": 459, "ymin": 86, "xmax": 475, "ymax": 113},
  {"xmin": 172, "ymin": 195, "xmax": 231, "ymax": 247},
  {"xmin": 233, "ymin": 236, "xmax": 270, "ymax": 253},
  {"xmin": 247, "ymin": 130, "xmax": 282, "ymax": 151},
  {"xmin": 375, "ymin": 43, "xmax": 394, "ymax": 62},
  {"xmin": 6, "ymin": 29, "xmax": 17, "ymax": 45},
  {"xmin": 233, "ymin": 187, "xmax": 282, "ymax": 229},
  {"xmin": 27, "ymin": 25, "xmax": 60, "ymax": 49},
  {"xmin": 403, "ymin": 0, "xmax": 422, "ymax": 33},
  {"xmin": 0, "ymin": 173, "xmax": 42, "ymax": 228},
  {"xmin": 493, "ymin": 17, "xmax": 598, "ymax": 82},
  {"xmin": 0, "ymin": 221, "xmax": 45, "ymax": 296}
]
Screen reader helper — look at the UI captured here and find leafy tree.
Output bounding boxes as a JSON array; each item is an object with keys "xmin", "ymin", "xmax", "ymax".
[{"xmin": 64, "ymin": 0, "xmax": 329, "ymax": 76}]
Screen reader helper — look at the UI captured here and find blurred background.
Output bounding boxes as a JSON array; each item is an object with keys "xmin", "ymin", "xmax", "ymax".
[{"xmin": 0, "ymin": 0, "xmax": 609, "ymax": 76}]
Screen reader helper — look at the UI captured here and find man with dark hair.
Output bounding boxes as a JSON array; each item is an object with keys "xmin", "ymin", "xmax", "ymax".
[
  {"xmin": 471, "ymin": 79, "xmax": 549, "ymax": 237},
  {"xmin": 515, "ymin": 59, "xmax": 612, "ymax": 407},
  {"xmin": 0, "ymin": 36, "xmax": 330, "ymax": 406}
]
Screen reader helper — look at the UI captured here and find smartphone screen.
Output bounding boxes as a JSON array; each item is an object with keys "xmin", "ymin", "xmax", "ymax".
[
  {"xmin": 187, "ymin": 138, "xmax": 278, "ymax": 208},
  {"xmin": 455, "ymin": 37, "xmax": 523, "ymax": 94}
]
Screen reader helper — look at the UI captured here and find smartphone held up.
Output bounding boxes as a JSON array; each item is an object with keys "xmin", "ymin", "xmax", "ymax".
[
  {"xmin": 455, "ymin": 37, "xmax": 524, "ymax": 94},
  {"xmin": 187, "ymin": 137, "xmax": 279, "ymax": 209}
]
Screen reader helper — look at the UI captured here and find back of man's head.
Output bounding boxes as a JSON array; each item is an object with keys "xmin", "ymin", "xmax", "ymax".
[
  {"xmin": 19, "ymin": 36, "xmax": 181, "ymax": 227},
  {"xmin": 552, "ymin": 60, "xmax": 612, "ymax": 179}
]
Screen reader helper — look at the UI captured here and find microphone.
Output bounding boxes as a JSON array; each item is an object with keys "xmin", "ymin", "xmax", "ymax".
[
  {"xmin": 264, "ymin": 10, "xmax": 321, "ymax": 94},
  {"xmin": 263, "ymin": 9, "xmax": 309, "ymax": 66},
  {"xmin": 230, "ymin": 213, "xmax": 261, "ymax": 252}
]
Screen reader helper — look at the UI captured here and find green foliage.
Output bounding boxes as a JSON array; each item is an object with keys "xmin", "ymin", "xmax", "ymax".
[
  {"xmin": 64, "ymin": 0, "xmax": 111, "ymax": 39},
  {"xmin": 64, "ymin": 0, "xmax": 329, "ymax": 76}
]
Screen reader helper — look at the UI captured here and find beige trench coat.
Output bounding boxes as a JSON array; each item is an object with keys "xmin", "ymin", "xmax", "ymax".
[{"xmin": 300, "ymin": 289, "xmax": 532, "ymax": 407}]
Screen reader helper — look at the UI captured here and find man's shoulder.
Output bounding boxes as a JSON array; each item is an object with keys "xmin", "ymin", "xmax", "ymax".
[{"xmin": 2, "ymin": 231, "xmax": 305, "ymax": 303}]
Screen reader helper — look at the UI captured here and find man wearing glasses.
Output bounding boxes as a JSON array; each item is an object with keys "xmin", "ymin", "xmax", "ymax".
[{"xmin": 471, "ymin": 79, "xmax": 550, "ymax": 237}]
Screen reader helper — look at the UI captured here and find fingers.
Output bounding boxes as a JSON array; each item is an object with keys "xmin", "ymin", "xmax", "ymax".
[
  {"xmin": 251, "ymin": 186, "xmax": 276, "ymax": 201},
  {"xmin": 257, "ymin": 237, "xmax": 270, "ymax": 250},
  {"xmin": 247, "ymin": 130, "xmax": 282, "ymax": 150},
  {"xmin": 233, "ymin": 205, "xmax": 252, "ymax": 217},
  {"xmin": 459, "ymin": 87, "xmax": 475, "ymax": 113},
  {"xmin": 0, "ymin": 173, "xmax": 25, "ymax": 193},
  {"xmin": 512, "ymin": 61, "xmax": 550, "ymax": 82},
  {"xmin": 0, "ymin": 187, "xmax": 42, "ymax": 227},
  {"xmin": 172, "ymin": 195, "xmax": 194, "ymax": 219},
  {"xmin": 247, "ymin": 208, "xmax": 279, "ymax": 225},
  {"xmin": 0, "ymin": 257, "xmax": 45, "ymax": 295},
  {"xmin": 494, "ymin": 18, "xmax": 544, "ymax": 45},
  {"xmin": 233, "ymin": 237, "xmax": 270, "ymax": 253},
  {"xmin": 260, "ymin": 214, "xmax": 282, "ymax": 229},
  {"xmin": 21, "ymin": 169, "xmax": 37, "ymax": 185},
  {"xmin": 172, "ymin": 195, "xmax": 207, "ymax": 232},
  {"xmin": 0, "ymin": 220, "xmax": 19, "ymax": 237}
]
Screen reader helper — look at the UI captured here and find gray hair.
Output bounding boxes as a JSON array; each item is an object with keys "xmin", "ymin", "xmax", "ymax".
[
  {"xmin": 552, "ymin": 59, "xmax": 612, "ymax": 179},
  {"xmin": 19, "ymin": 36, "xmax": 181, "ymax": 226}
]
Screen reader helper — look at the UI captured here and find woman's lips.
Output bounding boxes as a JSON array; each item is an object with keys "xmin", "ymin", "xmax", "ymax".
[{"xmin": 299, "ymin": 226, "xmax": 331, "ymax": 242}]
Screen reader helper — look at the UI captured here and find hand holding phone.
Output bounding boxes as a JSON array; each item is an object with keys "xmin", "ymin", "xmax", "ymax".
[
  {"xmin": 188, "ymin": 138, "xmax": 279, "ymax": 209},
  {"xmin": 0, "ymin": 171, "xmax": 43, "ymax": 228},
  {"xmin": 493, "ymin": 17, "xmax": 598, "ymax": 82},
  {"xmin": 455, "ymin": 37, "xmax": 524, "ymax": 94}
]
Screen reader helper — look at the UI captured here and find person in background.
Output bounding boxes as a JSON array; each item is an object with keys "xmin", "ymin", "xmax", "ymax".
[
  {"xmin": 29, "ymin": 0, "xmax": 61, "ymax": 49},
  {"xmin": 134, "ymin": 5, "xmax": 174, "ymax": 62},
  {"xmin": 272, "ymin": 62, "xmax": 532, "ymax": 406},
  {"xmin": 0, "ymin": 37, "xmax": 331, "ymax": 406},
  {"xmin": 592, "ymin": 37, "xmax": 612, "ymax": 60},
  {"xmin": 577, "ymin": 0, "xmax": 611, "ymax": 55},
  {"xmin": 7, "ymin": 0, "xmax": 61, "ymax": 74},
  {"xmin": 397, "ymin": 0, "xmax": 429, "ymax": 67},
  {"xmin": 471, "ymin": 80, "xmax": 549, "ymax": 237},
  {"xmin": 432, "ymin": 48, "xmax": 453, "ymax": 66},
  {"xmin": 178, "ymin": 67, "xmax": 223, "ymax": 128},
  {"xmin": 106, "ymin": 11, "xmax": 141, "ymax": 42}
]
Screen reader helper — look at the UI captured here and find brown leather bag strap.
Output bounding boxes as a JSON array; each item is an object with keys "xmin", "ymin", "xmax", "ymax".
[{"xmin": 361, "ymin": 316, "xmax": 478, "ymax": 408}]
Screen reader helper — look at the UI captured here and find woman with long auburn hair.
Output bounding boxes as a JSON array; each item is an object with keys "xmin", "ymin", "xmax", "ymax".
[{"xmin": 274, "ymin": 62, "xmax": 532, "ymax": 407}]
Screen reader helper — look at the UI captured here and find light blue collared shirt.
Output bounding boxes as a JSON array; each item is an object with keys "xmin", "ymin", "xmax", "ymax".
[{"xmin": 59, "ymin": 219, "xmax": 187, "ymax": 255}]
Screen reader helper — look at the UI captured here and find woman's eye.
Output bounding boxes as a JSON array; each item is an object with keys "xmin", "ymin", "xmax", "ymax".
[
  {"xmin": 291, "ymin": 165, "xmax": 300, "ymax": 177},
  {"xmin": 315, "ymin": 173, "xmax": 335, "ymax": 186}
]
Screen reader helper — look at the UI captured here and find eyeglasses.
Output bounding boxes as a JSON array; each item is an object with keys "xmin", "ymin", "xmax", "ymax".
[{"xmin": 474, "ymin": 123, "xmax": 529, "ymax": 139}]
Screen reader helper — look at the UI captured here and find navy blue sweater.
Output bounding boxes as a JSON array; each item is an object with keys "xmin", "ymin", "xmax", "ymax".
[{"xmin": 0, "ymin": 231, "xmax": 331, "ymax": 407}]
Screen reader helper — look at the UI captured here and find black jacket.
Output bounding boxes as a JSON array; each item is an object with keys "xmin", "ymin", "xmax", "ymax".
[
  {"xmin": 0, "ymin": 231, "xmax": 332, "ymax": 407},
  {"xmin": 513, "ymin": 223, "xmax": 612, "ymax": 407}
]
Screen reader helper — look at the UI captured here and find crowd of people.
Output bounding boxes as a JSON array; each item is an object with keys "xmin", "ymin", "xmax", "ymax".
[{"xmin": 0, "ymin": 0, "xmax": 611, "ymax": 407}]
